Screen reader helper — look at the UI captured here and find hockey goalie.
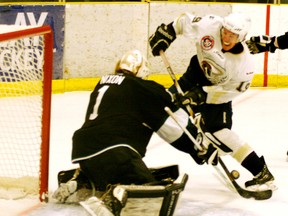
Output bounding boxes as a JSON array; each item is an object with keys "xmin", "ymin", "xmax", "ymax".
[{"xmin": 51, "ymin": 49, "xmax": 224, "ymax": 215}]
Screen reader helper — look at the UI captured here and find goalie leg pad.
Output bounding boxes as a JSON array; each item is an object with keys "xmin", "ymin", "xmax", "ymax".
[
  {"xmin": 56, "ymin": 165, "xmax": 180, "ymax": 205},
  {"xmin": 118, "ymin": 173, "xmax": 188, "ymax": 216},
  {"xmin": 80, "ymin": 173, "xmax": 188, "ymax": 216}
]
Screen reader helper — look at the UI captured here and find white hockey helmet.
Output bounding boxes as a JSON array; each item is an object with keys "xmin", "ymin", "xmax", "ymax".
[
  {"xmin": 118, "ymin": 49, "xmax": 150, "ymax": 79},
  {"xmin": 223, "ymin": 12, "xmax": 251, "ymax": 42}
]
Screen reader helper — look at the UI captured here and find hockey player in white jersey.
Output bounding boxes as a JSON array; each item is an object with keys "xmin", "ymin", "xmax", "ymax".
[{"xmin": 149, "ymin": 12, "xmax": 275, "ymax": 190}]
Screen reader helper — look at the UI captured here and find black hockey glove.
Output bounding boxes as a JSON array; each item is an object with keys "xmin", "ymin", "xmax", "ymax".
[
  {"xmin": 174, "ymin": 86, "xmax": 207, "ymax": 107},
  {"xmin": 246, "ymin": 35, "xmax": 277, "ymax": 54},
  {"xmin": 149, "ymin": 22, "xmax": 176, "ymax": 56},
  {"xmin": 197, "ymin": 143, "xmax": 219, "ymax": 166},
  {"xmin": 276, "ymin": 32, "xmax": 288, "ymax": 50}
]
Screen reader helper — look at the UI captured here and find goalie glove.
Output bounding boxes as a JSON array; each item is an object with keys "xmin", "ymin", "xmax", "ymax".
[
  {"xmin": 149, "ymin": 22, "xmax": 176, "ymax": 56},
  {"xmin": 246, "ymin": 35, "xmax": 277, "ymax": 54}
]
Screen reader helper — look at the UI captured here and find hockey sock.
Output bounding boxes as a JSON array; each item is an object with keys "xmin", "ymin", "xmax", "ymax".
[{"xmin": 241, "ymin": 152, "xmax": 264, "ymax": 176}]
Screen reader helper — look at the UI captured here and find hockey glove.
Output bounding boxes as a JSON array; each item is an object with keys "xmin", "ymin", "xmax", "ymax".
[
  {"xmin": 149, "ymin": 22, "xmax": 176, "ymax": 56},
  {"xmin": 246, "ymin": 35, "xmax": 277, "ymax": 54},
  {"xmin": 174, "ymin": 86, "xmax": 207, "ymax": 107},
  {"xmin": 192, "ymin": 113, "xmax": 223, "ymax": 166},
  {"xmin": 197, "ymin": 142, "xmax": 219, "ymax": 166},
  {"xmin": 276, "ymin": 32, "xmax": 288, "ymax": 49}
]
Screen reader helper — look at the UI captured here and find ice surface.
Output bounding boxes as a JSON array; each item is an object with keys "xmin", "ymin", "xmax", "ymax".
[{"xmin": 1, "ymin": 88, "xmax": 288, "ymax": 216}]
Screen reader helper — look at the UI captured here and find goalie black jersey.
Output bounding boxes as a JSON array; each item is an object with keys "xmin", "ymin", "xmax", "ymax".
[{"xmin": 72, "ymin": 73, "xmax": 196, "ymax": 163}]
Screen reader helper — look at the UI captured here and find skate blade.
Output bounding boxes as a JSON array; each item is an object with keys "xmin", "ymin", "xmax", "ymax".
[{"xmin": 246, "ymin": 181, "xmax": 278, "ymax": 192}]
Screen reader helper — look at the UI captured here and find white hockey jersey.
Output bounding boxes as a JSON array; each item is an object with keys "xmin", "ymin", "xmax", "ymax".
[{"xmin": 172, "ymin": 13, "xmax": 254, "ymax": 104}]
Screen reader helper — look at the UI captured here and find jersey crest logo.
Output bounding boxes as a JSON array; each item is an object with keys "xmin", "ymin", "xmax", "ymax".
[{"xmin": 201, "ymin": 36, "xmax": 214, "ymax": 50}]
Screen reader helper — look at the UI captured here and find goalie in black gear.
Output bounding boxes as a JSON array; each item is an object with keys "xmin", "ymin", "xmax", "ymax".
[{"xmin": 53, "ymin": 50, "xmax": 220, "ymax": 215}]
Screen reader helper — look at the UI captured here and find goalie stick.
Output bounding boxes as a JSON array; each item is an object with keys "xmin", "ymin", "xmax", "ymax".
[{"xmin": 160, "ymin": 51, "xmax": 272, "ymax": 200}]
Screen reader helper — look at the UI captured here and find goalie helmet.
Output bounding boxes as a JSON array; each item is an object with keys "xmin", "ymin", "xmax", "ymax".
[
  {"xmin": 223, "ymin": 12, "xmax": 251, "ymax": 42},
  {"xmin": 117, "ymin": 49, "xmax": 150, "ymax": 79}
]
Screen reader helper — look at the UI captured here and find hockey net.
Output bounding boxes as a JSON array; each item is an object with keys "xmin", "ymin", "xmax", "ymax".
[{"xmin": 0, "ymin": 25, "xmax": 53, "ymax": 201}]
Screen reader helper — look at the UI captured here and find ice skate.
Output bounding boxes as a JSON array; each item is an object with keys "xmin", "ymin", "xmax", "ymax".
[
  {"xmin": 81, "ymin": 185, "xmax": 126, "ymax": 216},
  {"xmin": 80, "ymin": 196, "xmax": 114, "ymax": 216},
  {"xmin": 52, "ymin": 180, "xmax": 78, "ymax": 203},
  {"xmin": 245, "ymin": 157, "xmax": 276, "ymax": 191}
]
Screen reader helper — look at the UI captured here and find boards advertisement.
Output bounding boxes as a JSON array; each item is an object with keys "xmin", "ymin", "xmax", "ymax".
[{"xmin": 0, "ymin": 5, "xmax": 65, "ymax": 79}]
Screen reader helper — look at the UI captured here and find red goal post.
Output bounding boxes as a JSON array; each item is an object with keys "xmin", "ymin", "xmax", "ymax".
[{"xmin": 0, "ymin": 25, "xmax": 53, "ymax": 202}]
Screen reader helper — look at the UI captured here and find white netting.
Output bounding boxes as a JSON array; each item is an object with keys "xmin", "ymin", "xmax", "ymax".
[{"xmin": 0, "ymin": 26, "xmax": 45, "ymax": 199}]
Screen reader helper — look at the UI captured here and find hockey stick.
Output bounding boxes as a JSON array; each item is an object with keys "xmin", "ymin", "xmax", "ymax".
[
  {"xmin": 212, "ymin": 165, "xmax": 235, "ymax": 192},
  {"xmin": 160, "ymin": 50, "xmax": 194, "ymax": 118},
  {"xmin": 218, "ymin": 158, "xmax": 272, "ymax": 200},
  {"xmin": 159, "ymin": 50, "xmax": 183, "ymax": 95},
  {"xmin": 164, "ymin": 106, "xmax": 202, "ymax": 151},
  {"xmin": 160, "ymin": 51, "xmax": 272, "ymax": 200}
]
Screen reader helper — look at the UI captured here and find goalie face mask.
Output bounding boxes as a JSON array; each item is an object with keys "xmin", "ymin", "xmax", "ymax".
[{"xmin": 118, "ymin": 49, "xmax": 150, "ymax": 79}]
